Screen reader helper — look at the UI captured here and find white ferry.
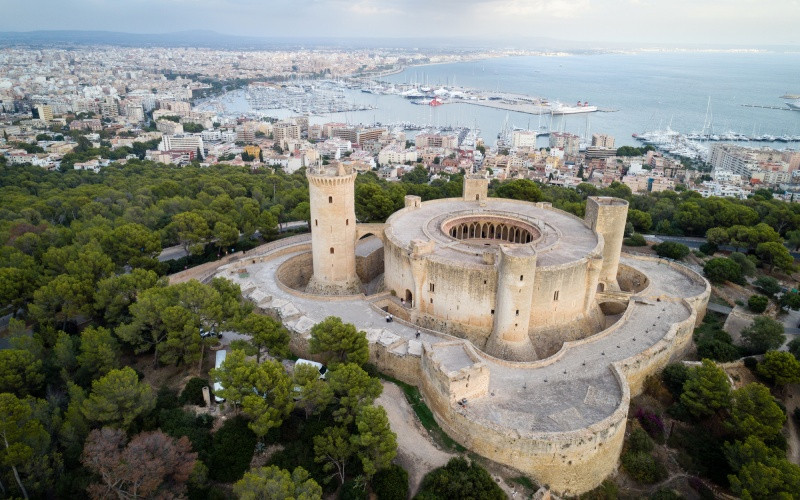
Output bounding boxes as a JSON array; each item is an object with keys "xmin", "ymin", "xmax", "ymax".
[{"xmin": 550, "ymin": 100, "xmax": 598, "ymax": 115}]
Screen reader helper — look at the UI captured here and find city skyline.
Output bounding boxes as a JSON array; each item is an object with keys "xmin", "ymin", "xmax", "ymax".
[{"xmin": 2, "ymin": 0, "xmax": 799, "ymax": 47}]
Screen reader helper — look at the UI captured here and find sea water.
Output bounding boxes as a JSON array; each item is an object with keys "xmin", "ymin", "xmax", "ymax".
[{"xmin": 204, "ymin": 52, "xmax": 800, "ymax": 148}]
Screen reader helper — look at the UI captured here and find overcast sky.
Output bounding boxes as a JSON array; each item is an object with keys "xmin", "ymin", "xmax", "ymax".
[{"xmin": 2, "ymin": 0, "xmax": 799, "ymax": 46}]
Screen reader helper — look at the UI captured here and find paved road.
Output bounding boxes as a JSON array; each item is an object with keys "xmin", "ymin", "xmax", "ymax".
[
  {"xmin": 158, "ymin": 244, "xmax": 189, "ymax": 262},
  {"xmin": 707, "ymin": 303, "xmax": 733, "ymax": 315},
  {"xmin": 647, "ymin": 234, "xmax": 800, "ymax": 259},
  {"xmin": 157, "ymin": 222, "xmax": 309, "ymax": 262}
]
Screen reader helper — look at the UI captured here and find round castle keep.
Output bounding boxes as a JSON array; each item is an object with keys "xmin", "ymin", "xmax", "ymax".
[{"xmin": 211, "ymin": 173, "xmax": 711, "ymax": 495}]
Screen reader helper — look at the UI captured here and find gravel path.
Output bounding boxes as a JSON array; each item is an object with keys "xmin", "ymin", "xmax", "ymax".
[{"xmin": 375, "ymin": 381, "xmax": 454, "ymax": 495}]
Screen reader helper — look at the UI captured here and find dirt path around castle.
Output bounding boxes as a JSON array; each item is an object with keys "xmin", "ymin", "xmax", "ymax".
[{"xmin": 375, "ymin": 381, "xmax": 455, "ymax": 495}]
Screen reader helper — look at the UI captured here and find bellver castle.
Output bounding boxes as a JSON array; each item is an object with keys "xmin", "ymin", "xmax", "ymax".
[{"xmin": 203, "ymin": 164, "xmax": 710, "ymax": 495}]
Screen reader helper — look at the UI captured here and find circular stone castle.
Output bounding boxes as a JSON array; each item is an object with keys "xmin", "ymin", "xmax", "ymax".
[{"xmin": 202, "ymin": 164, "xmax": 710, "ymax": 495}]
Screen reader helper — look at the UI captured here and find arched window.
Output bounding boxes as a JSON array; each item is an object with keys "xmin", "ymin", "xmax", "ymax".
[
  {"xmin": 330, "ymin": 247, "xmax": 334, "ymax": 254},
  {"xmin": 328, "ymin": 196, "xmax": 333, "ymax": 203}
]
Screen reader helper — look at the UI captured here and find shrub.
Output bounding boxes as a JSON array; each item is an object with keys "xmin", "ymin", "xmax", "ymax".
[
  {"xmin": 180, "ymin": 377, "xmax": 210, "ymax": 407},
  {"xmin": 754, "ymin": 275, "xmax": 782, "ymax": 297},
  {"xmin": 155, "ymin": 385, "xmax": 179, "ymax": 411},
  {"xmin": 208, "ymin": 416, "xmax": 257, "ymax": 482},
  {"xmin": 627, "ymin": 425, "xmax": 655, "ymax": 452},
  {"xmin": 372, "ymin": 465, "xmax": 408, "ymax": 500},
  {"xmin": 621, "ymin": 451, "xmax": 667, "ymax": 484},
  {"xmin": 416, "ymin": 457, "xmax": 504, "ymax": 500},
  {"xmin": 578, "ymin": 480, "xmax": 618, "ymax": 500},
  {"xmin": 740, "ymin": 316, "xmax": 785, "ymax": 354},
  {"xmin": 650, "ymin": 488, "xmax": 682, "ymax": 500},
  {"xmin": 635, "ymin": 408, "xmax": 666, "ymax": 443},
  {"xmin": 699, "ymin": 242, "xmax": 718, "ymax": 256},
  {"xmin": 703, "ymin": 257, "xmax": 744, "ymax": 285},
  {"xmin": 747, "ymin": 295, "xmax": 769, "ymax": 313},
  {"xmin": 340, "ymin": 479, "xmax": 367, "ymax": 500},
  {"xmin": 653, "ymin": 241, "xmax": 690, "ymax": 260},
  {"xmin": 661, "ymin": 363, "xmax": 690, "ymax": 398},
  {"xmin": 788, "ymin": 337, "xmax": 800, "ymax": 361},
  {"xmin": 158, "ymin": 408, "xmax": 214, "ymax": 463},
  {"xmin": 729, "ymin": 252, "xmax": 757, "ymax": 277},
  {"xmin": 695, "ymin": 326, "xmax": 741, "ymax": 362},
  {"xmin": 624, "ymin": 233, "xmax": 647, "ymax": 247}
]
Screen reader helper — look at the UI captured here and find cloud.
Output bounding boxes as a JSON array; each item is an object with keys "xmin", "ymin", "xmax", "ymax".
[
  {"xmin": 0, "ymin": 0, "xmax": 798, "ymax": 44},
  {"xmin": 486, "ymin": 0, "xmax": 592, "ymax": 18}
]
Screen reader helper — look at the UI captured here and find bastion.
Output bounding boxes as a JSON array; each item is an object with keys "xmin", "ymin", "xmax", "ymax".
[{"xmin": 203, "ymin": 170, "xmax": 710, "ymax": 495}]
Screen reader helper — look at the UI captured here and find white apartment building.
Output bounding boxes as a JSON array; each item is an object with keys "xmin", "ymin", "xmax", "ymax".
[
  {"xmin": 511, "ymin": 130, "xmax": 538, "ymax": 149},
  {"xmin": 710, "ymin": 144, "xmax": 757, "ymax": 177},
  {"xmin": 159, "ymin": 134, "xmax": 204, "ymax": 156},
  {"xmin": 378, "ymin": 143, "xmax": 417, "ymax": 165}
]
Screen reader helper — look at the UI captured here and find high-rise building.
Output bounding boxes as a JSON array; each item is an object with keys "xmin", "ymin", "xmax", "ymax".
[
  {"xmin": 331, "ymin": 126, "xmax": 357, "ymax": 143},
  {"xmin": 273, "ymin": 121, "xmax": 301, "ymax": 145},
  {"xmin": 549, "ymin": 132, "xmax": 580, "ymax": 157},
  {"xmin": 160, "ymin": 134, "xmax": 204, "ymax": 157},
  {"xmin": 355, "ymin": 127, "xmax": 387, "ymax": 145},
  {"xmin": 33, "ymin": 104, "xmax": 53, "ymax": 122},
  {"xmin": 591, "ymin": 133, "xmax": 615, "ymax": 149},
  {"xmin": 99, "ymin": 98, "xmax": 119, "ymax": 118}
]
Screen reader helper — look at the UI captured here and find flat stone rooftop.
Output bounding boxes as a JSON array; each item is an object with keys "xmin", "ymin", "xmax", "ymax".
[
  {"xmin": 216, "ymin": 235, "xmax": 706, "ymax": 436},
  {"xmin": 385, "ymin": 198, "xmax": 599, "ymax": 267},
  {"xmin": 429, "ymin": 343, "xmax": 476, "ymax": 374}
]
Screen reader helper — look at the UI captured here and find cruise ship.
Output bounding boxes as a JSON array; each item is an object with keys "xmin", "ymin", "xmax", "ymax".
[
  {"xmin": 550, "ymin": 100, "xmax": 598, "ymax": 115},
  {"xmin": 782, "ymin": 94, "xmax": 800, "ymax": 111}
]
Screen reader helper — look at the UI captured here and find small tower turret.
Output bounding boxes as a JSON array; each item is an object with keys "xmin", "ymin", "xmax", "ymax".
[{"xmin": 584, "ymin": 197, "xmax": 629, "ymax": 291}]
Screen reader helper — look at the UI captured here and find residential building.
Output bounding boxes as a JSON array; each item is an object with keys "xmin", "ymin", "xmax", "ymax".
[
  {"xmin": 591, "ymin": 134, "xmax": 615, "ymax": 149},
  {"xmin": 549, "ymin": 132, "xmax": 580, "ymax": 156}
]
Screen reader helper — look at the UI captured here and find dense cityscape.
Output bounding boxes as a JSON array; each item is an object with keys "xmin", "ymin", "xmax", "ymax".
[{"xmin": 2, "ymin": 10, "xmax": 800, "ymax": 500}]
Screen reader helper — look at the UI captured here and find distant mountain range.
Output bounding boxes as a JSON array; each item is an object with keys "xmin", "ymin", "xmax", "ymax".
[{"xmin": 0, "ymin": 30, "xmax": 796, "ymax": 52}]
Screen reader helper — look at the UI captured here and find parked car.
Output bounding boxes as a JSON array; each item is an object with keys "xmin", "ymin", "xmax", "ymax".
[{"xmin": 295, "ymin": 358, "xmax": 327, "ymax": 379}]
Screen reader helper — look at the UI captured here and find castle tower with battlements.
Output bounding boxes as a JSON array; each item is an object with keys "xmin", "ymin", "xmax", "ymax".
[{"xmin": 306, "ymin": 163, "xmax": 361, "ymax": 295}]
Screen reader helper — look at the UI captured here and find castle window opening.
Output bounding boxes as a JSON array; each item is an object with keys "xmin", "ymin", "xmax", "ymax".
[
  {"xmin": 315, "ymin": 219, "xmax": 318, "ymax": 226},
  {"xmin": 346, "ymin": 219, "xmax": 349, "ymax": 226},
  {"xmin": 516, "ymin": 309, "xmax": 519, "ymax": 316},
  {"xmin": 429, "ymin": 283, "xmax": 435, "ymax": 292},
  {"xmin": 520, "ymin": 275, "xmax": 524, "ymax": 281},
  {"xmin": 554, "ymin": 290, "xmax": 560, "ymax": 301},
  {"xmin": 330, "ymin": 247, "xmax": 334, "ymax": 254},
  {"xmin": 328, "ymin": 196, "xmax": 333, "ymax": 203}
]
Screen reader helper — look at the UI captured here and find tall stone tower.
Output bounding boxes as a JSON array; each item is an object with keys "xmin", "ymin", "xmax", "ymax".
[
  {"xmin": 463, "ymin": 174, "xmax": 489, "ymax": 202},
  {"xmin": 306, "ymin": 164, "xmax": 361, "ymax": 295},
  {"xmin": 486, "ymin": 245, "xmax": 538, "ymax": 361},
  {"xmin": 584, "ymin": 197, "xmax": 629, "ymax": 291}
]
